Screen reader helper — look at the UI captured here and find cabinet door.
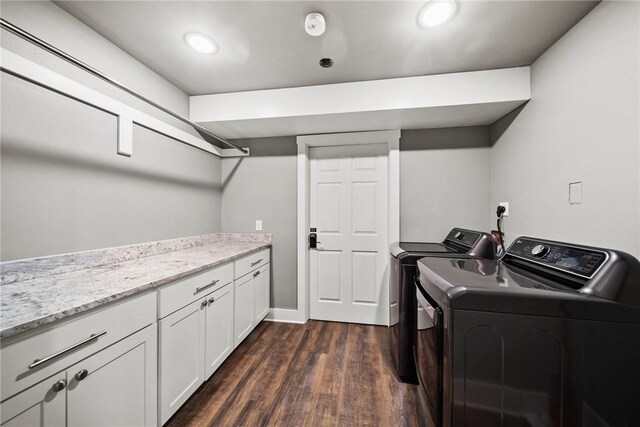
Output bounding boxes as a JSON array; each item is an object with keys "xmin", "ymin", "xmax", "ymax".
[
  {"xmin": 205, "ymin": 283, "xmax": 234, "ymax": 378},
  {"xmin": 66, "ymin": 324, "xmax": 157, "ymax": 427},
  {"xmin": 159, "ymin": 300, "xmax": 205, "ymax": 425},
  {"xmin": 234, "ymin": 274, "xmax": 254, "ymax": 348},
  {"xmin": 254, "ymin": 264, "xmax": 271, "ymax": 323},
  {"xmin": 0, "ymin": 374, "xmax": 66, "ymax": 427}
]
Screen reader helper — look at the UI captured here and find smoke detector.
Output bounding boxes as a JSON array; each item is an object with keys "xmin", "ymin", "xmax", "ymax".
[{"xmin": 305, "ymin": 13, "xmax": 326, "ymax": 36}]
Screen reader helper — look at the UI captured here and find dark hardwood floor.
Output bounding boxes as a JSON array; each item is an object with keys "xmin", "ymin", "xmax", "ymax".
[{"xmin": 166, "ymin": 320, "xmax": 422, "ymax": 426}]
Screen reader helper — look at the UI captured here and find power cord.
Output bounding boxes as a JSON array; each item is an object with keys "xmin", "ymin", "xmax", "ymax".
[{"xmin": 496, "ymin": 205, "xmax": 507, "ymax": 255}]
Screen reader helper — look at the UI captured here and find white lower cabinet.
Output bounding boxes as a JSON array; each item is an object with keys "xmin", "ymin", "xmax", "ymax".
[
  {"xmin": 254, "ymin": 264, "xmax": 270, "ymax": 324},
  {"xmin": 234, "ymin": 274, "xmax": 255, "ymax": 348},
  {"xmin": 158, "ymin": 282, "xmax": 235, "ymax": 425},
  {"xmin": 234, "ymin": 255, "xmax": 271, "ymax": 349},
  {"xmin": 67, "ymin": 324, "xmax": 157, "ymax": 427},
  {"xmin": 1, "ymin": 324, "xmax": 157, "ymax": 427},
  {"xmin": 158, "ymin": 299, "xmax": 205, "ymax": 425},
  {"xmin": 1, "ymin": 249, "xmax": 270, "ymax": 427},
  {"xmin": 205, "ymin": 284, "xmax": 234, "ymax": 378}
]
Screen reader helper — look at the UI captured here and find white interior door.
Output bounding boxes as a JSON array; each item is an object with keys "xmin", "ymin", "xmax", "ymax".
[{"xmin": 309, "ymin": 143, "xmax": 388, "ymax": 325}]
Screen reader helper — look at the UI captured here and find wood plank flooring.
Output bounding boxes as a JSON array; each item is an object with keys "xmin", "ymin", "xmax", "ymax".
[{"xmin": 166, "ymin": 320, "xmax": 423, "ymax": 427}]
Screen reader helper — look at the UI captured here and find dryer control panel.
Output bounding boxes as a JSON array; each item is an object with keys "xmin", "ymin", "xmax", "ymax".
[
  {"xmin": 444, "ymin": 228, "xmax": 481, "ymax": 248},
  {"xmin": 507, "ymin": 238, "xmax": 607, "ymax": 279}
]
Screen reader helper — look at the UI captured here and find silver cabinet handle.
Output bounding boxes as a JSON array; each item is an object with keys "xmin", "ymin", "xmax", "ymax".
[
  {"xmin": 250, "ymin": 259, "xmax": 263, "ymax": 267},
  {"xmin": 253, "ymin": 270, "xmax": 261, "ymax": 278},
  {"xmin": 195, "ymin": 279, "xmax": 219, "ymax": 294},
  {"xmin": 208, "ymin": 297, "xmax": 215, "ymax": 304},
  {"xmin": 29, "ymin": 331, "xmax": 107, "ymax": 370},
  {"xmin": 75, "ymin": 369, "xmax": 89, "ymax": 381},
  {"xmin": 52, "ymin": 380, "xmax": 66, "ymax": 392},
  {"xmin": 201, "ymin": 300, "xmax": 208, "ymax": 308}
]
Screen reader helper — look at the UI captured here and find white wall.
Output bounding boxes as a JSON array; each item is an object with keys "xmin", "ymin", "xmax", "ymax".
[
  {"xmin": 490, "ymin": 1, "xmax": 640, "ymax": 258},
  {"xmin": 401, "ymin": 127, "xmax": 492, "ymax": 241},
  {"xmin": 1, "ymin": 1, "xmax": 222, "ymax": 260},
  {"xmin": 221, "ymin": 128, "xmax": 492, "ymax": 310},
  {"xmin": 221, "ymin": 137, "xmax": 298, "ymax": 309}
]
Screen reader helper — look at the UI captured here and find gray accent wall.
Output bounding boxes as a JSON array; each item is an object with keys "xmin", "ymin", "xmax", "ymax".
[
  {"xmin": 401, "ymin": 127, "xmax": 492, "ymax": 242},
  {"xmin": 222, "ymin": 128, "xmax": 492, "ymax": 310},
  {"xmin": 490, "ymin": 1, "xmax": 640, "ymax": 258},
  {"xmin": 1, "ymin": 73, "xmax": 222, "ymax": 261},
  {"xmin": 221, "ymin": 137, "xmax": 298, "ymax": 309},
  {"xmin": 1, "ymin": 2, "xmax": 222, "ymax": 260}
]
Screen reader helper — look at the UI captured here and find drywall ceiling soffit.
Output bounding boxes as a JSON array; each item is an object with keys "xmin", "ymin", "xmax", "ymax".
[
  {"xmin": 55, "ymin": 0, "xmax": 598, "ymax": 95},
  {"xmin": 190, "ymin": 67, "xmax": 530, "ymax": 139}
]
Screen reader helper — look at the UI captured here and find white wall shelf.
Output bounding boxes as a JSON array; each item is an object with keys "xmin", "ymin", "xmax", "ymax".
[{"xmin": 0, "ymin": 48, "xmax": 241, "ymax": 158}]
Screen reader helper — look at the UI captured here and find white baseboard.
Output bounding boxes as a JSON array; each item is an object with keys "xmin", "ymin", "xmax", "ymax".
[{"xmin": 264, "ymin": 308, "xmax": 307, "ymax": 324}]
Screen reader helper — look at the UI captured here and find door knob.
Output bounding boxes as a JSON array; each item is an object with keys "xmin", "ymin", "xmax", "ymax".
[
  {"xmin": 201, "ymin": 300, "xmax": 208, "ymax": 308},
  {"xmin": 309, "ymin": 232, "xmax": 321, "ymax": 249},
  {"xmin": 52, "ymin": 380, "xmax": 66, "ymax": 392},
  {"xmin": 75, "ymin": 369, "xmax": 89, "ymax": 381}
]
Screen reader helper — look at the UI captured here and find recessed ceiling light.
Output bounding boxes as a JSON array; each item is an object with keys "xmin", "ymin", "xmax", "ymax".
[
  {"xmin": 184, "ymin": 32, "xmax": 218, "ymax": 54},
  {"xmin": 419, "ymin": 0, "xmax": 457, "ymax": 28}
]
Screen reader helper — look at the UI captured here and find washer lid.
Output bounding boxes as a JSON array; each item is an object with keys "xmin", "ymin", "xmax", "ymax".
[
  {"xmin": 389, "ymin": 241, "xmax": 463, "ymax": 260},
  {"xmin": 400, "ymin": 242, "xmax": 459, "ymax": 253},
  {"xmin": 417, "ymin": 257, "xmax": 640, "ymax": 323}
]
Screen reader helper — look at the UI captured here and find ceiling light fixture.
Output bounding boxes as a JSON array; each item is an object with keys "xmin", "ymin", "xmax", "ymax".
[
  {"xmin": 305, "ymin": 13, "xmax": 326, "ymax": 36},
  {"xmin": 418, "ymin": 0, "xmax": 457, "ymax": 28},
  {"xmin": 184, "ymin": 32, "xmax": 218, "ymax": 54}
]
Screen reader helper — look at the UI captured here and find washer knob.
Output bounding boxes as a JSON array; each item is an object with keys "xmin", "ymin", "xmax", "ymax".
[
  {"xmin": 454, "ymin": 231, "xmax": 463, "ymax": 240},
  {"xmin": 531, "ymin": 244, "xmax": 550, "ymax": 258}
]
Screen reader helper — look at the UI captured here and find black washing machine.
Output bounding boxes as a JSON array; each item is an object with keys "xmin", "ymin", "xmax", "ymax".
[
  {"xmin": 415, "ymin": 236, "xmax": 640, "ymax": 426},
  {"xmin": 389, "ymin": 228, "xmax": 496, "ymax": 384}
]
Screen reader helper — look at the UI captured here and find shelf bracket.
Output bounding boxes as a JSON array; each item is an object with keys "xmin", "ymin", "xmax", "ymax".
[{"xmin": 117, "ymin": 114, "xmax": 133, "ymax": 156}]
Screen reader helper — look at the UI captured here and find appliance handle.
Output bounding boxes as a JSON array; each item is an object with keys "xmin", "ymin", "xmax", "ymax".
[
  {"xmin": 415, "ymin": 274, "xmax": 439, "ymax": 328},
  {"xmin": 416, "ymin": 287, "xmax": 436, "ymax": 330}
]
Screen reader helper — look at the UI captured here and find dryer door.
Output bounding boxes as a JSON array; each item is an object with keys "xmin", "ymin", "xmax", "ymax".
[{"xmin": 415, "ymin": 282, "xmax": 443, "ymax": 426}]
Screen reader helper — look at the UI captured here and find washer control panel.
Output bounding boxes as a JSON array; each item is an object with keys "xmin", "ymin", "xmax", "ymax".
[
  {"xmin": 444, "ymin": 228, "xmax": 481, "ymax": 248},
  {"xmin": 507, "ymin": 238, "xmax": 607, "ymax": 278}
]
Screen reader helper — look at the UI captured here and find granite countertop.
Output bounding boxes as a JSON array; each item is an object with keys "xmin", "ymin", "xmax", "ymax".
[{"xmin": 0, "ymin": 233, "xmax": 272, "ymax": 339}]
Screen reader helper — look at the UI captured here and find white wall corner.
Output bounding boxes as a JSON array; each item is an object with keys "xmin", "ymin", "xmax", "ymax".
[{"xmin": 264, "ymin": 308, "xmax": 307, "ymax": 324}]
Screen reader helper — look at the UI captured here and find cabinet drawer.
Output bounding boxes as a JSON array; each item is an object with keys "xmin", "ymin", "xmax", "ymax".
[
  {"xmin": 158, "ymin": 263, "xmax": 233, "ymax": 319},
  {"xmin": 0, "ymin": 292, "xmax": 156, "ymax": 402},
  {"xmin": 234, "ymin": 249, "xmax": 270, "ymax": 280}
]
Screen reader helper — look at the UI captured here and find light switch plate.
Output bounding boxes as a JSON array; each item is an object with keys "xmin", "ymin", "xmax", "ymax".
[
  {"xmin": 499, "ymin": 202, "xmax": 509, "ymax": 216},
  {"xmin": 569, "ymin": 182, "xmax": 583, "ymax": 204},
  {"xmin": 255, "ymin": 220, "xmax": 262, "ymax": 231}
]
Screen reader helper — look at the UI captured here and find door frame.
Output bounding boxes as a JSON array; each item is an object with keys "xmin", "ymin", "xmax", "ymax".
[{"xmin": 291, "ymin": 130, "xmax": 401, "ymax": 324}]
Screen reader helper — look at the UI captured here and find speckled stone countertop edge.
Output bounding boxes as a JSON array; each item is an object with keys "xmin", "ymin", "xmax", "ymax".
[
  {"xmin": 0, "ymin": 232, "xmax": 272, "ymax": 286},
  {"xmin": 0, "ymin": 240, "xmax": 271, "ymax": 339}
]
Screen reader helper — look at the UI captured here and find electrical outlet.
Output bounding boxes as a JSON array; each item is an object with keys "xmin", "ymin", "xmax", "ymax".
[
  {"xmin": 255, "ymin": 220, "xmax": 262, "ymax": 231},
  {"xmin": 499, "ymin": 202, "xmax": 509, "ymax": 216},
  {"xmin": 569, "ymin": 182, "xmax": 583, "ymax": 204}
]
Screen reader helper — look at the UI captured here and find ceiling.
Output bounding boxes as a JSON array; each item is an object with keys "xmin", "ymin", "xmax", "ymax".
[{"xmin": 55, "ymin": 1, "xmax": 598, "ymax": 96}]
